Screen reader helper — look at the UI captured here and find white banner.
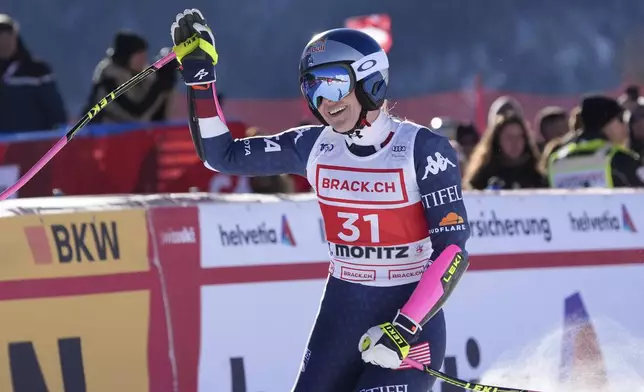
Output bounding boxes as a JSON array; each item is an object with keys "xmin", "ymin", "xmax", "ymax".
[
  {"xmin": 464, "ymin": 192, "xmax": 644, "ymax": 255},
  {"xmin": 197, "ymin": 265, "xmax": 644, "ymax": 392},
  {"xmin": 199, "ymin": 202, "xmax": 328, "ymax": 267},
  {"xmin": 199, "ymin": 192, "xmax": 644, "ymax": 269},
  {"xmin": 442, "ymin": 264, "xmax": 644, "ymax": 391},
  {"xmin": 198, "ymin": 280, "xmax": 326, "ymax": 391},
  {"xmin": 194, "ymin": 190, "xmax": 644, "ymax": 390}
]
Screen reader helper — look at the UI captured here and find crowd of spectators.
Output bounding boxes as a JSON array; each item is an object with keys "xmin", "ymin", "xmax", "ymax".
[
  {"xmin": 450, "ymin": 91, "xmax": 644, "ymax": 190},
  {"xmin": 0, "ymin": 12, "xmax": 642, "ymax": 194}
]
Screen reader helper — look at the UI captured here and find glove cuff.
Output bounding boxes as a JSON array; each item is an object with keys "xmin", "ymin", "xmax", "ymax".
[{"xmin": 393, "ymin": 310, "xmax": 422, "ymax": 340}]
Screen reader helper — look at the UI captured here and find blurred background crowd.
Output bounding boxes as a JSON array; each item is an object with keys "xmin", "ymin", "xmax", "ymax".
[{"xmin": 1, "ymin": 1, "xmax": 644, "ymax": 197}]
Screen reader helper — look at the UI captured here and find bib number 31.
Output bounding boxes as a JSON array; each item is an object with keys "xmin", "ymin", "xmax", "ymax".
[{"xmin": 337, "ymin": 212, "xmax": 380, "ymax": 243}]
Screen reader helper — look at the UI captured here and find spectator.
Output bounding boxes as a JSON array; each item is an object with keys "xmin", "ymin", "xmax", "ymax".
[
  {"xmin": 150, "ymin": 47, "xmax": 178, "ymax": 121},
  {"xmin": 538, "ymin": 105, "xmax": 583, "ymax": 176},
  {"xmin": 463, "ymin": 114, "xmax": 546, "ymax": 190},
  {"xmin": 546, "ymin": 95, "xmax": 644, "ymax": 188},
  {"xmin": 534, "ymin": 106, "xmax": 568, "ymax": 148},
  {"xmin": 617, "ymin": 85, "xmax": 644, "ymax": 113},
  {"xmin": 626, "ymin": 105, "xmax": 644, "ymax": 160},
  {"xmin": 82, "ymin": 30, "xmax": 176, "ymax": 123},
  {"xmin": 487, "ymin": 95, "xmax": 524, "ymax": 127},
  {"xmin": 0, "ymin": 14, "xmax": 67, "ymax": 132},
  {"xmin": 568, "ymin": 105, "xmax": 583, "ymax": 132},
  {"xmin": 455, "ymin": 122, "xmax": 480, "ymax": 163}
]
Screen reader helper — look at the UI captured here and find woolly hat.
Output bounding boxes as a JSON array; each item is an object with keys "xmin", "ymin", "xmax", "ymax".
[
  {"xmin": 580, "ymin": 95, "xmax": 623, "ymax": 138},
  {"xmin": 108, "ymin": 30, "xmax": 148, "ymax": 67}
]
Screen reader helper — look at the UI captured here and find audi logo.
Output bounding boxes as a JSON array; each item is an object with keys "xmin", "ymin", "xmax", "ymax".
[{"xmin": 392, "ymin": 145, "xmax": 406, "ymax": 152}]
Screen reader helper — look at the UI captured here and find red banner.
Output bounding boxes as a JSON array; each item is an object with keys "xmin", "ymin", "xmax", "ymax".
[{"xmin": 0, "ymin": 122, "xmax": 311, "ymax": 198}]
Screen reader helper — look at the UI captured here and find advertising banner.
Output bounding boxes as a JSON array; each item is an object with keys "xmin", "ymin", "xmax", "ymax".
[
  {"xmin": 0, "ymin": 291, "xmax": 150, "ymax": 392},
  {"xmin": 439, "ymin": 264, "xmax": 644, "ymax": 391},
  {"xmin": 0, "ymin": 209, "xmax": 149, "ymax": 281},
  {"xmin": 147, "ymin": 205, "xmax": 202, "ymax": 392},
  {"xmin": 197, "ymin": 264, "xmax": 644, "ymax": 392},
  {"xmin": 199, "ymin": 202, "xmax": 328, "ymax": 268},
  {"xmin": 198, "ymin": 192, "xmax": 644, "ymax": 269},
  {"xmin": 464, "ymin": 192, "xmax": 643, "ymax": 255},
  {"xmin": 198, "ymin": 280, "xmax": 326, "ymax": 392}
]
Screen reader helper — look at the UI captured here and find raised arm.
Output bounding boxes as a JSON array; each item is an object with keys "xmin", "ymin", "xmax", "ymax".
[
  {"xmin": 169, "ymin": 9, "xmax": 323, "ymax": 177},
  {"xmin": 187, "ymin": 84, "xmax": 323, "ymax": 177}
]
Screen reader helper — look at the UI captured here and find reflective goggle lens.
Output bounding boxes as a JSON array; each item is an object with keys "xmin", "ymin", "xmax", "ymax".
[{"xmin": 300, "ymin": 64, "xmax": 354, "ymax": 109}]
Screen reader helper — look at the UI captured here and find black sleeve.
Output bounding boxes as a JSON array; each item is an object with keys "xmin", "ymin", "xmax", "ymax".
[
  {"xmin": 28, "ymin": 61, "xmax": 68, "ymax": 129},
  {"xmin": 611, "ymin": 151, "xmax": 644, "ymax": 187}
]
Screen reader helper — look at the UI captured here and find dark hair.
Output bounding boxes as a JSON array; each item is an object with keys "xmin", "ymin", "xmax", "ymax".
[
  {"xmin": 463, "ymin": 114, "xmax": 541, "ymax": 187},
  {"xmin": 626, "ymin": 85, "xmax": 640, "ymax": 101},
  {"xmin": 535, "ymin": 106, "xmax": 567, "ymax": 136},
  {"xmin": 455, "ymin": 123, "xmax": 479, "ymax": 144},
  {"xmin": 109, "ymin": 30, "xmax": 148, "ymax": 68}
]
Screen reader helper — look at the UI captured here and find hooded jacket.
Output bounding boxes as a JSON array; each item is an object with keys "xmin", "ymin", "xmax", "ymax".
[{"xmin": 0, "ymin": 36, "xmax": 67, "ymax": 132}]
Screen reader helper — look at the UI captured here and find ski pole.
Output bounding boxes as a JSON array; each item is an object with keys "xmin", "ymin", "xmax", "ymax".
[
  {"xmin": 403, "ymin": 357, "xmax": 542, "ymax": 392},
  {"xmin": 0, "ymin": 51, "xmax": 178, "ymax": 200}
]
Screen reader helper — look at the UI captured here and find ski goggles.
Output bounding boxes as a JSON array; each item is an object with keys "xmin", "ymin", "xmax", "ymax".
[{"xmin": 300, "ymin": 64, "xmax": 355, "ymax": 109}]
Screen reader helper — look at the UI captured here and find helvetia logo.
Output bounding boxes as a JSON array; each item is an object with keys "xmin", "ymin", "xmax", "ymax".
[
  {"xmin": 281, "ymin": 215, "xmax": 296, "ymax": 246},
  {"xmin": 569, "ymin": 204, "xmax": 637, "ymax": 233},
  {"xmin": 219, "ymin": 215, "xmax": 296, "ymax": 247},
  {"xmin": 622, "ymin": 204, "xmax": 637, "ymax": 232}
]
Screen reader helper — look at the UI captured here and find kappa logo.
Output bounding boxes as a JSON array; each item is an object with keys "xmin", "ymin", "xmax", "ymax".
[
  {"xmin": 194, "ymin": 68, "xmax": 209, "ymax": 80},
  {"xmin": 421, "ymin": 152, "xmax": 455, "ymax": 179}
]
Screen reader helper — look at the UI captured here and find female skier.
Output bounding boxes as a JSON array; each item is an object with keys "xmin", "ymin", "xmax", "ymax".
[{"xmin": 171, "ymin": 9, "xmax": 470, "ymax": 392}]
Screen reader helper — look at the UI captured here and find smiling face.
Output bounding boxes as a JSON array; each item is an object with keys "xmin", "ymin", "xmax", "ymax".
[
  {"xmin": 317, "ymin": 91, "xmax": 363, "ymax": 133},
  {"xmin": 498, "ymin": 122, "xmax": 526, "ymax": 160}
]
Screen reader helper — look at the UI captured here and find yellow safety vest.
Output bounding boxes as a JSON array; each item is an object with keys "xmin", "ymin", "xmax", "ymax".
[{"xmin": 547, "ymin": 139, "xmax": 637, "ymax": 188}]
